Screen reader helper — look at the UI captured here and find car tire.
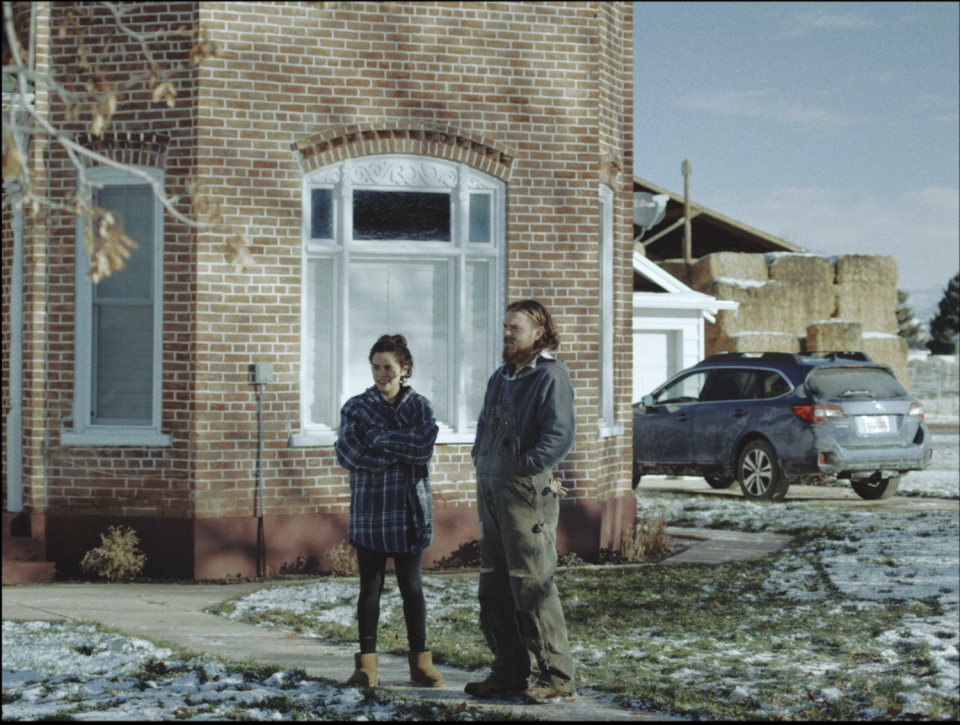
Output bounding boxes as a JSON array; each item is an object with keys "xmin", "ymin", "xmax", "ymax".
[
  {"xmin": 851, "ymin": 475, "xmax": 900, "ymax": 500},
  {"xmin": 632, "ymin": 459, "xmax": 642, "ymax": 490},
  {"xmin": 737, "ymin": 440, "xmax": 789, "ymax": 502},
  {"xmin": 704, "ymin": 476, "xmax": 735, "ymax": 489}
]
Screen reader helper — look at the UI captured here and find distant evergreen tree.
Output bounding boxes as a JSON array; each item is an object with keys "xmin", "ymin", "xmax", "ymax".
[
  {"xmin": 926, "ymin": 272, "xmax": 960, "ymax": 355},
  {"xmin": 896, "ymin": 290, "xmax": 925, "ymax": 349}
]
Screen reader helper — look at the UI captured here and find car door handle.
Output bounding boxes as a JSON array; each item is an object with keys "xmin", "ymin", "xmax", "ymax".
[
  {"xmin": 733, "ymin": 408, "xmax": 749, "ymax": 418},
  {"xmin": 678, "ymin": 413, "xmax": 692, "ymax": 422}
]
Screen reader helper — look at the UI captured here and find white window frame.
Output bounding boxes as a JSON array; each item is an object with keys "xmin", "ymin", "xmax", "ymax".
[
  {"xmin": 599, "ymin": 184, "xmax": 623, "ymax": 438},
  {"xmin": 63, "ymin": 166, "xmax": 170, "ymax": 447},
  {"xmin": 292, "ymin": 155, "xmax": 505, "ymax": 447}
]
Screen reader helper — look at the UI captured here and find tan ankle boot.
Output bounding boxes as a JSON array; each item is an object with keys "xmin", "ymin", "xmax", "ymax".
[
  {"xmin": 408, "ymin": 650, "xmax": 445, "ymax": 687},
  {"xmin": 346, "ymin": 652, "xmax": 379, "ymax": 686}
]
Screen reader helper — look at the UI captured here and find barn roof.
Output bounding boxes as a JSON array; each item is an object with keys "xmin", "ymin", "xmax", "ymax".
[{"xmin": 633, "ymin": 176, "xmax": 803, "ymax": 262}]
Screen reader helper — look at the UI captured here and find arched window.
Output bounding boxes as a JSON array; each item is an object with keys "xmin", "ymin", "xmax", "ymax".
[{"xmin": 295, "ymin": 155, "xmax": 505, "ymax": 445}]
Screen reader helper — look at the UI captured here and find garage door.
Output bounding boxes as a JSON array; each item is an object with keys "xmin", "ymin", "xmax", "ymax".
[{"xmin": 633, "ymin": 330, "xmax": 678, "ymax": 402}]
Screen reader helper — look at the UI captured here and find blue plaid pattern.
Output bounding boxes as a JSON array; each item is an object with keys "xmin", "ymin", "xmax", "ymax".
[{"xmin": 335, "ymin": 386, "xmax": 438, "ymax": 553}]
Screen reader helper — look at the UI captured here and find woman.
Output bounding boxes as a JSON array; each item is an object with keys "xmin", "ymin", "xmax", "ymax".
[{"xmin": 334, "ymin": 334, "xmax": 444, "ymax": 689}]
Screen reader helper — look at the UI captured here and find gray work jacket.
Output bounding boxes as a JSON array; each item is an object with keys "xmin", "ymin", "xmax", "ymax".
[{"xmin": 472, "ymin": 355, "xmax": 576, "ymax": 476}]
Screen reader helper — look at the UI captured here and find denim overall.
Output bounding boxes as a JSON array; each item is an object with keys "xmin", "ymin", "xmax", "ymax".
[{"xmin": 474, "ymin": 392, "xmax": 575, "ymax": 691}]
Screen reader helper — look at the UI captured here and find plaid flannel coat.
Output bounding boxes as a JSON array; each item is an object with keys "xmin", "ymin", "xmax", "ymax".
[{"xmin": 334, "ymin": 385, "xmax": 438, "ymax": 553}]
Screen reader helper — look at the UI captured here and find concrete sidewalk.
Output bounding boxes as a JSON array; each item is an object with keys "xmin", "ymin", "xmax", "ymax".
[{"xmin": 1, "ymin": 526, "xmax": 788, "ymax": 722}]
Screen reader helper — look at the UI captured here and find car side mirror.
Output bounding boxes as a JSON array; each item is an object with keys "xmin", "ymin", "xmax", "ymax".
[{"xmin": 642, "ymin": 394, "xmax": 655, "ymax": 409}]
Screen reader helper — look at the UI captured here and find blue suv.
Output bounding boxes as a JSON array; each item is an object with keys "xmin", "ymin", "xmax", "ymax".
[{"xmin": 633, "ymin": 352, "xmax": 932, "ymax": 501}]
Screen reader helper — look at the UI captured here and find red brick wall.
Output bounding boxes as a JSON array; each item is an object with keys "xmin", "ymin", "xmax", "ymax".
[
  {"xmin": 31, "ymin": 1, "xmax": 199, "ymax": 517},
  {"xmin": 5, "ymin": 1, "xmax": 636, "ymax": 572},
  {"xmin": 189, "ymin": 0, "xmax": 635, "ymax": 520}
]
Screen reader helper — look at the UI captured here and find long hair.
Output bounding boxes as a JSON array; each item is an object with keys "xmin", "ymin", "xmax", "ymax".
[
  {"xmin": 506, "ymin": 299, "xmax": 561, "ymax": 354},
  {"xmin": 368, "ymin": 334, "xmax": 414, "ymax": 382}
]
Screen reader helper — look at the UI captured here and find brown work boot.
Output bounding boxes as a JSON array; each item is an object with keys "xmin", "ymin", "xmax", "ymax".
[
  {"xmin": 522, "ymin": 683, "xmax": 577, "ymax": 704},
  {"xmin": 407, "ymin": 650, "xmax": 445, "ymax": 687},
  {"xmin": 345, "ymin": 652, "xmax": 379, "ymax": 687},
  {"xmin": 464, "ymin": 674, "xmax": 527, "ymax": 698}
]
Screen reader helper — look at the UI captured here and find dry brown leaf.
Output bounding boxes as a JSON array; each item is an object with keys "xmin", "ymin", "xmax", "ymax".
[{"xmin": 85, "ymin": 207, "xmax": 139, "ymax": 283}]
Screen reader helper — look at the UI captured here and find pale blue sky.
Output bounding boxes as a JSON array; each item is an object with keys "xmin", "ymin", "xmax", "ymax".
[{"xmin": 634, "ymin": 1, "xmax": 960, "ymax": 318}]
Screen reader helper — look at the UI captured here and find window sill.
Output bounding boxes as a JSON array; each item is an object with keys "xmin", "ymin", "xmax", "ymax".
[
  {"xmin": 598, "ymin": 424, "xmax": 624, "ymax": 439},
  {"xmin": 289, "ymin": 432, "xmax": 338, "ymax": 447},
  {"xmin": 60, "ymin": 431, "xmax": 173, "ymax": 448}
]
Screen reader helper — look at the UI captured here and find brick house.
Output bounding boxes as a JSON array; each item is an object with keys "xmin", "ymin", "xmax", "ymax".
[{"xmin": 2, "ymin": 1, "xmax": 637, "ymax": 579}]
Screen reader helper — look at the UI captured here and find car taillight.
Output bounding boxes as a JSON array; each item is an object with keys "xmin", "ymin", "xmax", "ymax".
[
  {"xmin": 791, "ymin": 404, "xmax": 846, "ymax": 424},
  {"xmin": 909, "ymin": 402, "xmax": 924, "ymax": 423}
]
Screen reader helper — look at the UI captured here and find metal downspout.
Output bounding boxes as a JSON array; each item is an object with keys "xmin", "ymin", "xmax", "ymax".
[
  {"xmin": 6, "ymin": 201, "xmax": 24, "ymax": 513},
  {"xmin": 5, "ymin": 1, "xmax": 37, "ymax": 513}
]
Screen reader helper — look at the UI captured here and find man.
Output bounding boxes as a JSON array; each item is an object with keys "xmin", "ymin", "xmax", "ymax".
[{"xmin": 465, "ymin": 299, "xmax": 577, "ymax": 704}]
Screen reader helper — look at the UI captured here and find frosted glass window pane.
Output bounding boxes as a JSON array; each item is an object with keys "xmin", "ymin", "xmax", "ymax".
[
  {"xmin": 306, "ymin": 258, "xmax": 336, "ymax": 427},
  {"xmin": 311, "ymin": 188, "xmax": 333, "ymax": 239},
  {"xmin": 353, "ymin": 190, "xmax": 451, "ymax": 241},
  {"xmin": 468, "ymin": 193, "xmax": 491, "ymax": 243},
  {"xmin": 94, "ymin": 304, "xmax": 152, "ymax": 422},
  {"xmin": 94, "ymin": 186, "xmax": 153, "ymax": 301},
  {"xmin": 465, "ymin": 260, "xmax": 491, "ymax": 423},
  {"xmin": 348, "ymin": 260, "xmax": 449, "ymax": 423}
]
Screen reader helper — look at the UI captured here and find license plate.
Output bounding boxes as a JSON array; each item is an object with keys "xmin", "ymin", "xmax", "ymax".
[{"xmin": 860, "ymin": 415, "xmax": 891, "ymax": 434}]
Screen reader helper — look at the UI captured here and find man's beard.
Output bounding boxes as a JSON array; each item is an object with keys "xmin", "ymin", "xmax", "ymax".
[{"xmin": 502, "ymin": 339, "xmax": 538, "ymax": 368}]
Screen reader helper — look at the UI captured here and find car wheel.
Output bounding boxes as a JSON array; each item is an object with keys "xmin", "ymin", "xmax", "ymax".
[
  {"xmin": 851, "ymin": 475, "xmax": 900, "ymax": 500},
  {"xmin": 737, "ymin": 440, "xmax": 789, "ymax": 502},
  {"xmin": 704, "ymin": 476, "xmax": 735, "ymax": 489},
  {"xmin": 632, "ymin": 459, "xmax": 642, "ymax": 489}
]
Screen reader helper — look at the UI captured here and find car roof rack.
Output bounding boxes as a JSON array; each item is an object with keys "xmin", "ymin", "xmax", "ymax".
[
  {"xmin": 804, "ymin": 350, "xmax": 873, "ymax": 362},
  {"xmin": 701, "ymin": 352, "xmax": 803, "ymax": 364}
]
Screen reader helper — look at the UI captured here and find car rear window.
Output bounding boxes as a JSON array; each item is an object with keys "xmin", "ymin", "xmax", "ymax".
[{"xmin": 807, "ymin": 367, "xmax": 908, "ymax": 399}]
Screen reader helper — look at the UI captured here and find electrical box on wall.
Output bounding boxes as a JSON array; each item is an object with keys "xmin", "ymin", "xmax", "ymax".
[{"xmin": 252, "ymin": 362, "xmax": 274, "ymax": 384}]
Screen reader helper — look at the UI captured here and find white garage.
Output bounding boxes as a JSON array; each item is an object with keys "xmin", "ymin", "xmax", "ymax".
[{"xmin": 632, "ymin": 252, "xmax": 738, "ymax": 402}]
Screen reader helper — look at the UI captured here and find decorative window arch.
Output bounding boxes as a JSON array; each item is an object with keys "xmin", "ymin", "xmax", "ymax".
[{"xmin": 294, "ymin": 154, "xmax": 506, "ymax": 445}]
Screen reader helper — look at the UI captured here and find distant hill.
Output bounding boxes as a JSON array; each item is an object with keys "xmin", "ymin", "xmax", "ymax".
[{"xmin": 903, "ymin": 285, "xmax": 946, "ymax": 328}]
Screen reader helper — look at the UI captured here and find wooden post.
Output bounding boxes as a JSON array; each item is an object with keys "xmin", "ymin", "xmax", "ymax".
[{"xmin": 682, "ymin": 159, "xmax": 692, "ymax": 264}]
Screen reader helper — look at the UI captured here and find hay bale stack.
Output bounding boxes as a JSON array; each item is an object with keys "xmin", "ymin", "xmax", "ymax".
[
  {"xmin": 695, "ymin": 252, "xmax": 903, "ymax": 361},
  {"xmin": 705, "ymin": 321, "xmax": 732, "ymax": 357},
  {"xmin": 704, "ymin": 328, "xmax": 801, "ymax": 357},
  {"xmin": 728, "ymin": 332, "xmax": 802, "ymax": 354},
  {"xmin": 834, "ymin": 255, "xmax": 898, "ymax": 334},
  {"xmin": 690, "ymin": 252, "xmax": 768, "ymax": 292},
  {"xmin": 657, "ymin": 259, "xmax": 692, "ymax": 287},
  {"xmin": 805, "ymin": 320, "xmax": 864, "ymax": 353},
  {"xmin": 766, "ymin": 253, "xmax": 835, "ymax": 284},
  {"xmin": 700, "ymin": 279, "xmax": 788, "ymax": 336},
  {"xmin": 862, "ymin": 334, "xmax": 910, "ymax": 388},
  {"xmin": 765, "ymin": 253, "xmax": 836, "ymax": 334}
]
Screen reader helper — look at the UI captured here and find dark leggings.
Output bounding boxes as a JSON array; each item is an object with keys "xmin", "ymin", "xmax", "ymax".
[{"xmin": 355, "ymin": 545, "xmax": 427, "ymax": 654}]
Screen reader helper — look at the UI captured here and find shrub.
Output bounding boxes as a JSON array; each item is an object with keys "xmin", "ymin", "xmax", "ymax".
[
  {"xmin": 79, "ymin": 526, "xmax": 146, "ymax": 582},
  {"xmin": 324, "ymin": 540, "xmax": 358, "ymax": 577},
  {"xmin": 279, "ymin": 554, "xmax": 321, "ymax": 576},
  {"xmin": 599, "ymin": 509, "xmax": 671, "ymax": 565},
  {"xmin": 431, "ymin": 538, "xmax": 481, "ymax": 570},
  {"xmin": 558, "ymin": 551, "xmax": 588, "ymax": 567}
]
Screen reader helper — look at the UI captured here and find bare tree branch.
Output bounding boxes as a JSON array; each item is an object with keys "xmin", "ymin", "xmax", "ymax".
[{"xmin": 2, "ymin": 0, "xmax": 251, "ymax": 281}]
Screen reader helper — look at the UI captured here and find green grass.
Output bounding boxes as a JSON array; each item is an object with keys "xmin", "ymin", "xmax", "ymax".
[
  {"xmin": 545, "ymin": 555, "xmax": 951, "ymax": 719},
  {"xmin": 222, "ymin": 539, "xmax": 956, "ymax": 720}
]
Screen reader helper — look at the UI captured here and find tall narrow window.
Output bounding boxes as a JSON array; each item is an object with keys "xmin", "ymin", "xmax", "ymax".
[
  {"xmin": 295, "ymin": 155, "xmax": 505, "ymax": 445},
  {"xmin": 64, "ymin": 167, "xmax": 169, "ymax": 446},
  {"xmin": 598, "ymin": 185, "xmax": 621, "ymax": 436}
]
